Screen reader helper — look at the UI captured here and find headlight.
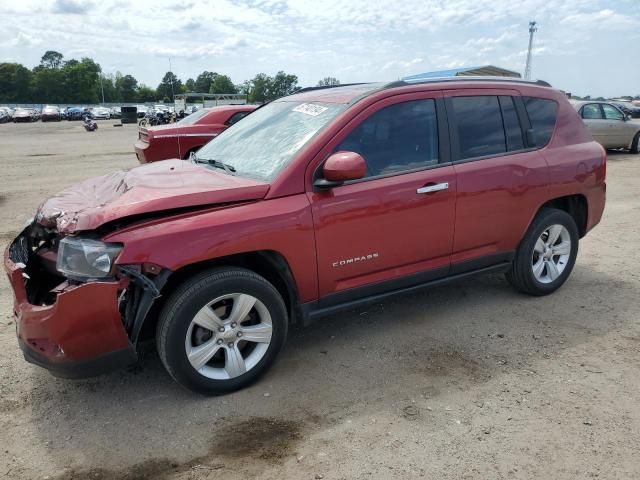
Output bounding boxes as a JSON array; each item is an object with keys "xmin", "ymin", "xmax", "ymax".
[{"xmin": 56, "ymin": 237, "xmax": 122, "ymax": 281}]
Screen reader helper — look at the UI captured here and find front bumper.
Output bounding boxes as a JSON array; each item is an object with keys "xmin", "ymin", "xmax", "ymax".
[{"xmin": 4, "ymin": 239, "xmax": 136, "ymax": 378}]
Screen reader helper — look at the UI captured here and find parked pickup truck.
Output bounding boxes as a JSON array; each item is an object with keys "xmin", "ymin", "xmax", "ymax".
[{"xmin": 5, "ymin": 78, "xmax": 606, "ymax": 394}]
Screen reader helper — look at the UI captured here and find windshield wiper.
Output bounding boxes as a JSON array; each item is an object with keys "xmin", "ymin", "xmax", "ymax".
[{"xmin": 191, "ymin": 152, "xmax": 236, "ymax": 175}]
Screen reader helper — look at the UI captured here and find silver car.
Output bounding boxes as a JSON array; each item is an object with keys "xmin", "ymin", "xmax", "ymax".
[{"xmin": 572, "ymin": 101, "xmax": 640, "ymax": 153}]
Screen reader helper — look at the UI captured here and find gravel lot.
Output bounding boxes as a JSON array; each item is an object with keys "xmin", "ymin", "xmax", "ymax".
[{"xmin": 1, "ymin": 121, "xmax": 639, "ymax": 480}]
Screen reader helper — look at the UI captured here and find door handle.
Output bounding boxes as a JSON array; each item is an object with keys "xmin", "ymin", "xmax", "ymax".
[{"xmin": 417, "ymin": 182, "xmax": 449, "ymax": 194}]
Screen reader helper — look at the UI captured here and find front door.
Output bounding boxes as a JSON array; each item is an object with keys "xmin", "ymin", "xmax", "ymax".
[{"xmin": 307, "ymin": 94, "xmax": 457, "ymax": 306}]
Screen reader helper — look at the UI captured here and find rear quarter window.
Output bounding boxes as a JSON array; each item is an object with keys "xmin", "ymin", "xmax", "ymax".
[{"xmin": 523, "ymin": 97, "xmax": 558, "ymax": 147}]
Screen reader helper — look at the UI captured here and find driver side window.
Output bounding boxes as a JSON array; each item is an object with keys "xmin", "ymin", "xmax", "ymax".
[
  {"xmin": 602, "ymin": 104, "xmax": 624, "ymax": 121},
  {"xmin": 334, "ymin": 99, "xmax": 439, "ymax": 178}
]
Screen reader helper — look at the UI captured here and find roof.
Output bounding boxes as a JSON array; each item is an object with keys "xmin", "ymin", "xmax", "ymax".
[
  {"xmin": 280, "ymin": 83, "xmax": 384, "ymax": 104},
  {"xmin": 281, "ymin": 75, "xmax": 549, "ymax": 105},
  {"xmin": 403, "ymin": 65, "xmax": 521, "ymax": 81}
]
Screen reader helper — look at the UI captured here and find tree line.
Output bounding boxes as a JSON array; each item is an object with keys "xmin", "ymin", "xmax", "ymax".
[{"xmin": 0, "ymin": 50, "xmax": 341, "ymax": 105}]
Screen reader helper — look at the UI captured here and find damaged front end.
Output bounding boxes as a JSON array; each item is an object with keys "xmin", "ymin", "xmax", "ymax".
[{"xmin": 4, "ymin": 222, "xmax": 169, "ymax": 378}]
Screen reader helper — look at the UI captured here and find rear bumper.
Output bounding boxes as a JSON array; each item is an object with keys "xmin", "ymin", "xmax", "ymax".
[
  {"xmin": 4, "ymin": 240, "xmax": 136, "ymax": 378},
  {"xmin": 134, "ymin": 138, "xmax": 179, "ymax": 164}
]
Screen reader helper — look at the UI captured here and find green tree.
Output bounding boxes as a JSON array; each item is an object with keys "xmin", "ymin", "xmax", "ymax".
[
  {"xmin": 245, "ymin": 73, "xmax": 272, "ymax": 103},
  {"xmin": 156, "ymin": 71, "xmax": 182, "ymax": 101},
  {"xmin": 62, "ymin": 57, "xmax": 101, "ymax": 103},
  {"xmin": 137, "ymin": 85, "xmax": 156, "ymax": 102},
  {"xmin": 100, "ymin": 74, "xmax": 117, "ymax": 103},
  {"xmin": 40, "ymin": 50, "xmax": 64, "ymax": 69},
  {"xmin": 209, "ymin": 74, "xmax": 237, "ymax": 94},
  {"xmin": 31, "ymin": 65, "xmax": 66, "ymax": 103},
  {"xmin": 194, "ymin": 71, "xmax": 216, "ymax": 93},
  {"xmin": 185, "ymin": 78, "xmax": 195, "ymax": 92},
  {"xmin": 317, "ymin": 76, "xmax": 340, "ymax": 87},
  {"xmin": 269, "ymin": 71, "xmax": 299, "ymax": 99},
  {"xmin": 0, "ymin": 63, "xmax": 32, "ymax": 102},
  {"xmin": 116, "ymin": 74, "xmax": 139, "ymax": 102}
]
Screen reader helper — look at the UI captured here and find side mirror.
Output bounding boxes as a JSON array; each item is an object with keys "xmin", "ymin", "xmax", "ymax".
[{"xmin": 314, "ymin": 151, "xmax": 366, "ymax": 189}]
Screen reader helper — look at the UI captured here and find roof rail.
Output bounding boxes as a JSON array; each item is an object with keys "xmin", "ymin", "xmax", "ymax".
[
  {"xmin": 295, "ymin": 83, "xmax": 369, "ymax": 94},
  {"xmin": 384, "ymin": 76, "xmax": 552, "ymax": 88}
]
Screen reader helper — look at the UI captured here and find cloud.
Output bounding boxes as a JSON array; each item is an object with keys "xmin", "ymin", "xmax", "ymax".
[
  {"xmin": 560, "ymin": 9, "xmax": 635, "ymax": 28},
  {"xmin": 10, "ymin": 31, "xmax": 42, "ymax": 47},
  {"xmin": 382, "ymin": 58, "xmax": 423, "ymax": 71},
  {"xmin": 52, "ymin": 0, "xmax": 92, "ymax": 14},
  {"xmin": 149, "ymin": 36, "xmax": 249, "ymax": 60},
  {"xmin": 0, "ymin": 0, "xmax": 638, "ymax": 97}
]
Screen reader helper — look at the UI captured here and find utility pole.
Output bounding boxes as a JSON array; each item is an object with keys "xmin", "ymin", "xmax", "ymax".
[
  {"xmin": 98, "ymin": 72, "xmax": 105, "ymax": 104},
  {"xmin": 168, "ymin": 57, "xmax": 175, "ymax": 102},
  {"xmin": 524, "ymin": 21, "xmax": 537, "ymax": 80}
]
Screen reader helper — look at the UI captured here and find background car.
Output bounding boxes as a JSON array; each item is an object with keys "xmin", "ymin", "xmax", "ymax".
[
  {"xmin": 110, "ymin": 106, "xmax": 122, "ymax": 119},
  {"xmin": 611, "ymin": 101, "xmax": 640, "ymax": 118},
  {"xmin": 12, "ymin": 108, "xmax": 35, "ymax": 123},
  {"xmin": 135, "ymin": 104, "xmax": 256, "ymax": 163},
  {"xmin": 0, "ymin": 109, "xmax": 8, "ymax": 124},
  {"xmin": 135, "ymin": 105, "xmax": 148, "ymax": 118},
  {"xmin": 41, "ymin": 105, "xmax": 61, "ymax": 122},
  {"xmin": 90, "ymin": 107, "xmax": 111, "ymax": 119},
  {"xmin": 65, "ymin": 107, "xmax": 86, "ymax": 120},
  {"xmin": 572, "ymin": 100, "xmax": 640, "ymax": 153}
]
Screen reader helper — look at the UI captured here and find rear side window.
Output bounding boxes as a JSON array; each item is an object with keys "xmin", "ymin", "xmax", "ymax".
[
  {"xmin": 226, "ymin": 111, "xmax": 250, "ymax": 126},
  {"xmin": 450, "ymin": 96, "xmax": 506, "ymax": 159},
  {"xmin": 523, "ymin": 97, "xmax": 558, "ymax": 147}
]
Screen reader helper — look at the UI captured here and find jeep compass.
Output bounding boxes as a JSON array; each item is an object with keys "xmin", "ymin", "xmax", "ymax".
[{"xmin": 4, "ymin": 78, "xmax": 606, "ymax": 394}]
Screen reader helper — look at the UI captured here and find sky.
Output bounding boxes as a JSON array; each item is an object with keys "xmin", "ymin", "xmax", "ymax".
[{"xmin": 1, "ymin": 0, "xmax": 639, "ymax": 97}]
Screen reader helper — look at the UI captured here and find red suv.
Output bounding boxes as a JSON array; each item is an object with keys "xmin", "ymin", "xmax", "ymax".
[
  {"xmin": 134, "ymin": 105, "xmax": 256, "ymax": 163},
  {"xmin": 4, "ymin": 79, "xmax": 606, "ymax": 394}
]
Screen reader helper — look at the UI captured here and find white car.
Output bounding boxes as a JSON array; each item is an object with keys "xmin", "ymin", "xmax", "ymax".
[{"xmin": 90, "ymin": 107, "xmax": 111, "ymax": 120}]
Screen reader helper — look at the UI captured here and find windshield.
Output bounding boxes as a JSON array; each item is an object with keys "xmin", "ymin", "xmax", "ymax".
[
  {"xmin": 177, "ymin": 108, "xmax": 210, "ymax": 125},
  {"xmin": 196, "ymin": 101, "xmax": 346, "ymax": 181}
]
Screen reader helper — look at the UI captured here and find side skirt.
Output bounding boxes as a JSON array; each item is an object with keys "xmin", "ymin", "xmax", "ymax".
[{"xmin": 301, "ymin": 258, "xmax": 512, "ymax": 323}]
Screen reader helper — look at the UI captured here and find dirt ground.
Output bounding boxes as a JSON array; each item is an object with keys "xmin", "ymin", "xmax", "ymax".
[{"xmin": 0, "ymin": 121, "xmax": 639, "ymax": 480}]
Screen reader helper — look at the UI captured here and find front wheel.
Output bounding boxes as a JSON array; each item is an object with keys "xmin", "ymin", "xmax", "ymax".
[
  {"xmin": 138, "ymin": 118, "xmax": 148, "ymax": 127},
  {"xmin": 157, "ymin": 268, "xmax": 288, "ymax": 394},
  {"xmin": 506, "ymin": 208, "xmax": 579, "ymax": 296}
]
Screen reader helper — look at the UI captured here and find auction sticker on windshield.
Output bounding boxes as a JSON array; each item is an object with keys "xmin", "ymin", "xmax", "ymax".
[{"xmin": 292, "ymin": 103, "xmax": 328, "ymax": 116}]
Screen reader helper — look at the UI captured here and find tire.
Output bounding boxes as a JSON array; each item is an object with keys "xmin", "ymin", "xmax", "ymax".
[
  {"xmin": 138, "ymin": 119, "xmax": 147, "ymax": 127},
  {"xmin": 631, "ymin": 132, "xmax": 640, "ymax": 154},
  {"xmin": 506, "ymin": 208, "xmax": 579, "ymax": 296},
  {"xmin": 156, "ymin": 267, "xmax": 288, "ymax": 394}
]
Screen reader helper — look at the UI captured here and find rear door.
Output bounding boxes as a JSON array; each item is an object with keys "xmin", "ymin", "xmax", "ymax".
[{"xmin": 445, "ymin": 91, "xmax": 551, "ymax": 271}]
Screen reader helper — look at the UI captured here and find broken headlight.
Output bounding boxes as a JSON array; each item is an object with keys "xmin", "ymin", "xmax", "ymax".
[{"xmin": 56, "ymin": 237, "xmax": 122, "ymax": 281}]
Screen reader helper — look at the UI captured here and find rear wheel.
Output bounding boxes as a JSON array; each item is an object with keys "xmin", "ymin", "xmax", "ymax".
[
  {"xmin": 157, "ymin": 268, "xmax": 288, "ymax": 394},
  {"xmin": 506, "ymin": 208, "xmax": 579, "ymax": 296},
  {"xmin": 631, "ymin": 132, "xmax": 640, "ymax": 154}
]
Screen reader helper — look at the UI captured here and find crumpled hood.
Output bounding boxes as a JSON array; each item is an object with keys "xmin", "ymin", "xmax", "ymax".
[{"xmin": 36, "ymin": 159, "xmax": 269, "ymax": 233}]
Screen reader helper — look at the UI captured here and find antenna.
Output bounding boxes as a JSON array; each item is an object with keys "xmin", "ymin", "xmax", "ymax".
[{"xmin": 524, "ymin": 21, "xmax": 537, "ymax": 80}]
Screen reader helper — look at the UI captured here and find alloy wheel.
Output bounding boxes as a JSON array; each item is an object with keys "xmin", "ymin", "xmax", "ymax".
[
  {"xmin": 531, "ymin": 224, "xmax": 572, "ymax": 284},
  {"xmin": 184, "ymin": 293, "xmax": 273, "ymax": 380}
]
